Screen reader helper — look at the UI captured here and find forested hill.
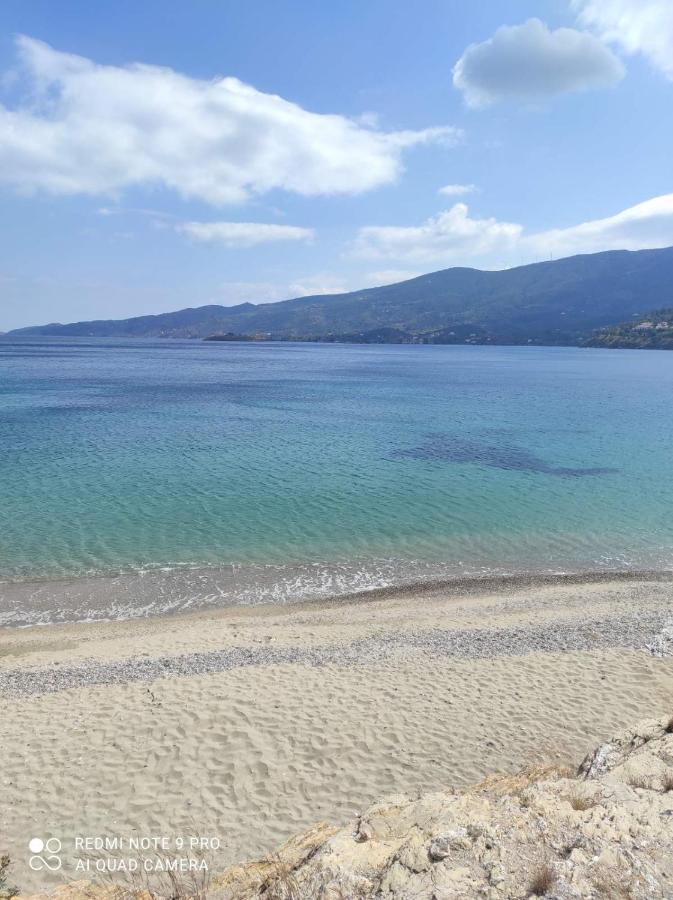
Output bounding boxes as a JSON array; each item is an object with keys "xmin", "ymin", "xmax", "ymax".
[
  {"xmin": 586, "ymin": 308, "xmax": 673, "ymax": 349},
  {"xmin": 10, "ymin": 246, "xmax": 673, "ymax": 345}
]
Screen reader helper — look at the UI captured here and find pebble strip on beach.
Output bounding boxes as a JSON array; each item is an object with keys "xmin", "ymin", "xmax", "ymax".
[{"xmin": 2, "ymin": 608, "xmax": 670, "ymax": 699}]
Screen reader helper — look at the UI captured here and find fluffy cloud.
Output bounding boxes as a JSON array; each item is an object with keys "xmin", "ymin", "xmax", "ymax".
[
  {"xmin": 438, "ymin": 184, "xmax": 477, "ymax": 196},
  {"xmin": 213, "ymin": 270, "xmax": 423, "ymax": 304},
  {"xmin": 352, "ymin": 204, "xmax": 522, "ymax": 263},
  {"xmin": 285, "ymin": 274, "xmax": 350, "ymax": 296},
  {"xmin": 177, "ymin": 221, "xmax": 314, "ymax": 248},
  {"xmin": 364, "ymin": 269, "xmax": 423, "ymax": 286},
  {"xmin": 575, "ymin": 0, "xmax": 673, "ymax": 79},
  {"xmin": 453, "ymin": 18, "xmax": 624, "ymax": 107},
  {"xmin": 0, "ymin": 36, "xmax": 460, "ymax": 206},
  {"xmin": 353, "ymin": 195, "xmax": 673, "ymax": 266},
  {"xmin": 524, "ymin": 194, "xmax": 673, "ymax": 257},
  {"xmin": 212, "ymin": 275, "xmax": 350, "ymax": 305}
]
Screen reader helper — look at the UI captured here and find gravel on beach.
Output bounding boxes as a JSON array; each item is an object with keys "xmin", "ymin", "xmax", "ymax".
[{"xmin": 2, "ymin": 607, "xmax": 670, "ymax": 699}]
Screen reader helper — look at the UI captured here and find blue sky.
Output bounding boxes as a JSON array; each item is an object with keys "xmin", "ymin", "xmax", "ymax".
[{"xmin": 1, "ymin": 0, "xmax": 672, "ymax": 330}]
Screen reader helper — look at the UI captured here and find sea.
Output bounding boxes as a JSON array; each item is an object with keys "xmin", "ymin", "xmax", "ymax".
[{"xmin": 2, "ymin": 336, "xmax": 673, "ymax": 625}]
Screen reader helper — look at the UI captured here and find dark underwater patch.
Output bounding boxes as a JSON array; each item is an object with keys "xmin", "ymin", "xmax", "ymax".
[{"xmin": 392, "ymin": 433, "xmax": 617, "ymax": 477}]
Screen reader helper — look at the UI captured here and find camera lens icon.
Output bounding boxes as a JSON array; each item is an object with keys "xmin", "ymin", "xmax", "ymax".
[{"xmin": 29, "ymin": 837, "xmax": 62, "ymax": 871}]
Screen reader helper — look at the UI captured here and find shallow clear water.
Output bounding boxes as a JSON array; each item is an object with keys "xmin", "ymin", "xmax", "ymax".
[{"xmin": 2, "ymin": 337, "xmax": 673, "ymax": 621}]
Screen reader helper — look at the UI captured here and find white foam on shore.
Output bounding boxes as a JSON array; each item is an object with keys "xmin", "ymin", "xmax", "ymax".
[{"xmin": 0, "ymin": 555, "xmax": 670, "ymax": 628}]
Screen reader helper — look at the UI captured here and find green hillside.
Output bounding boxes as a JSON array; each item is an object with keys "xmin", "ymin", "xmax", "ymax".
[
  {"xmin": 10, "ymin": 246, "xmax": 673, "ymax": 346},
  {"xmin": 586, "ymin": 308, "xmax": 673, "ymax": 349}
]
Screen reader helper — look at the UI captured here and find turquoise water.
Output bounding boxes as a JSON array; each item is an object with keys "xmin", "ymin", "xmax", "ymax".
[{"xmin": 2, "ymin": 337, "xmax": 673, "ymax": 621}]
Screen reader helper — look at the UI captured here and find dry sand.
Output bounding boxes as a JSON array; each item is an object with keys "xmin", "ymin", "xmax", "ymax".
[{"xmin": 2, "ymin": 574, "xmax": 673, "ymax": 893}]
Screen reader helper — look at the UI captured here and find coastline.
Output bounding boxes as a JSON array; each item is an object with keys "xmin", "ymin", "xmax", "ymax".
[
  {"xmin": 2, "ymin": 562, "xmax": 673, "ymax": 629},
  {"xmin": 2, "ymin": 573, "xmax": 673, "ymax": 891}
]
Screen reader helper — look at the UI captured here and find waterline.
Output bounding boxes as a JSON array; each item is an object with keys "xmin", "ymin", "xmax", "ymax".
[{"xmin": 2, "ymin": 559, "xmax": 673, "ymax": 628}]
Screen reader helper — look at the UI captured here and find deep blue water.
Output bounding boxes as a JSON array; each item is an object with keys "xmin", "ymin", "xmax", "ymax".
[{"xmin": 2, "ymin": 336, "xmax": 673, "ymax": 621}]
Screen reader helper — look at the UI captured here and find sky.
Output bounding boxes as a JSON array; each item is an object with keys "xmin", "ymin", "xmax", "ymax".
[{"xmin": 1, "ymin": 0, "xmax": 672, "ymax": 330}]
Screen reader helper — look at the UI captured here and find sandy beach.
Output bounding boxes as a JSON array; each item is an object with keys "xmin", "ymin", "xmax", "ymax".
[{"xmin": 2, "ymin": 573, "xmax": 673, "ymax": 893}]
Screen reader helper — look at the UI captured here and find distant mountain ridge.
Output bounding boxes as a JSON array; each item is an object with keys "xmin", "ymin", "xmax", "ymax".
[{"xmin": 10, "ymin": 246, "xmax": 673, "ymax": 346}]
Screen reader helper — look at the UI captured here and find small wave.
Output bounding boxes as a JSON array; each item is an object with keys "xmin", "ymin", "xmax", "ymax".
[{"xmin": 1, "ymin": 557, "xmax": 672, "ymax": 628}]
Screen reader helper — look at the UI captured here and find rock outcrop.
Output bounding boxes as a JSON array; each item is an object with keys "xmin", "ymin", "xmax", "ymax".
[
  {"xmin": 16, "ymin": 714, "xmax": 673, "ymax": 899},
  {"xmin": 212, "ymin": 713, "xmax": 673, "ymax": 899}
]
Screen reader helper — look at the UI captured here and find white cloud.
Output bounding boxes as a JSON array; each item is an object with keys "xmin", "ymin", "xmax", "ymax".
[
  {"xmin": 352, "ymin": 194, "xmax": 673, "ymax": 266},
  {"xmin": 285, "ymin": 274, "xmax": 350, "ymax": 296},
  {"xmin": 212, "ymin": 271, "xmax": 424, "ymax": 305},
  {"xmin": 213, "ymin": 271, "xmax": 429, "ymax": 303},
  {"xmin": 575, "ymin": 0, "xmax": 673, "ymax": 79},
  {"xmin": 97, "ymin": 206, "xmax": 176, "ymax": 220},
  {"xmin": 177, "ymin": 220, "xmax": 314, "ymax": 248},
  {"xmin": 352, "ymin": 204, "xmax": 522, "ymax": 263},
  {"xmin": 208, "ymin": 282, "xmax": 283, "ymax": 305},
  {"xmin": 0, "ymin": 36, "xmax": 461, "ymax": 206},
  {"xmin": 212, "ymin": 275, "xmax": 349, "ymax": 305},
  {"xmin": 364, "ymin": 269, "xmax": 423, "ymax": 286},
  {"xmin": 524, "ymin": 194, "xmax": 673, "ymax": 257},
  {"xmin": 453, "ymin": 18, "xmax": 624, "ymax": 107},
  {"xmin": 438, "ymin": 183, "xmax": 477, "ymax": 197}
]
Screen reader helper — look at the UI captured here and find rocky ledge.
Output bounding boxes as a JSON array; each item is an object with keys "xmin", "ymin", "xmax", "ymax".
[
  {"xmin": 211, "ymin": 713, "xmax": 673, "ymax": 899},
  {"xmin": 16, "ymin": 713, "xmax": 673, "ymax": 899}
]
